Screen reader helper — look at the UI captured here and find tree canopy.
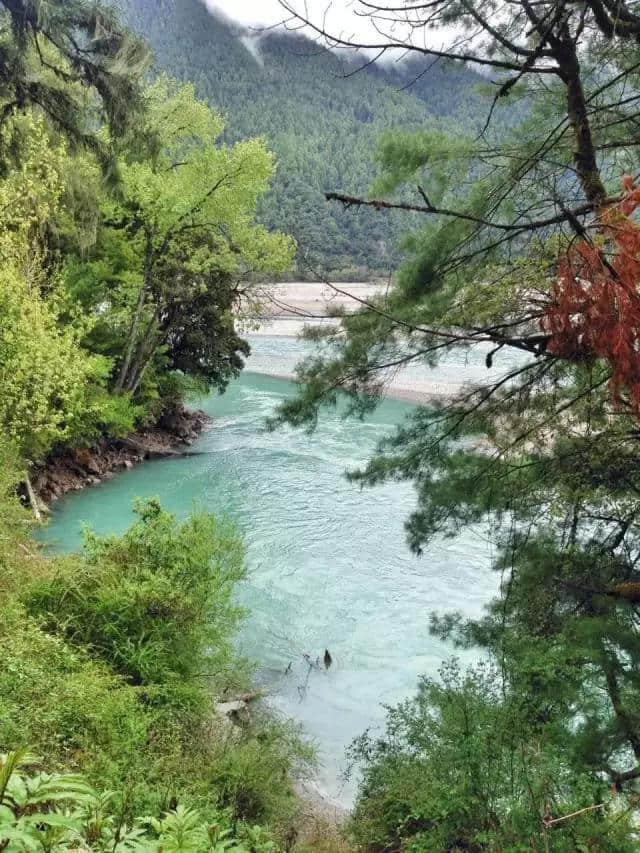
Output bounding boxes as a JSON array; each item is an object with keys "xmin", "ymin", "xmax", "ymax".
[
  {"xmin": 104, "ymin": 77, "xmax": 295, "ymax": 396},
  {"xmin": 0, "ymin": 24, "xmax": 294, "ymax": 461},
  {"xmin": 0, "ymin": 0, "xmax": 149, "ymax": 167}
]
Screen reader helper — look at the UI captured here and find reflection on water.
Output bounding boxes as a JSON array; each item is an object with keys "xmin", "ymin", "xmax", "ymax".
[{"xmin": 39, "ymin": 339, "xmax": 500, "ymax": 804}]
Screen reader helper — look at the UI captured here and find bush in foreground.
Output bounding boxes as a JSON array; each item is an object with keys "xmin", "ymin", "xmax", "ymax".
[
  {"xmin": 0, "ymin": 497, "xmax": 311, "ymax": 839},
  {"xmin": 27, "ymin": 499, "xmax": 247, "ymax": 692},
  {"xmin": 348, "ymin": 661, "xmax": 636, "ymax": 852}
]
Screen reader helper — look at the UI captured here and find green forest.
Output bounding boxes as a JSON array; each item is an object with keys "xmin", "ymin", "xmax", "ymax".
[
  {"xmin": 122, "ymin": 0, "xmax": 487, "ymax": 278},
  {"xmin": 2, "ymin": 0, "xmax": 640, "ymax": 851}
]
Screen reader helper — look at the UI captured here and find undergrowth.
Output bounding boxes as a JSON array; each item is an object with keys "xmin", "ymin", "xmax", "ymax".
[{"xmin": 0, "ymin": 441, "xmax": 317, "ymax": 849}]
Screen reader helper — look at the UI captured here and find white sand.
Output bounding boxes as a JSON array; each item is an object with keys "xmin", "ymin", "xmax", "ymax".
[
  {"xmin": 249, "ymin": 281, "xmax": 389, "ymax": 326},
  {"xmin": 245, "ymin": 366, "xmax": 459, "ymax": 406},
  {"xmin": 244, "ymin": 282, "xmax": 463, "ymax": 405}
]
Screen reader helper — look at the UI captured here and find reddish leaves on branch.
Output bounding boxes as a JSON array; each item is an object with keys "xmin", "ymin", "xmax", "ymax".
[{"xmin": 542, "ymin": 177, "xmax": 640, "ymax": 411}]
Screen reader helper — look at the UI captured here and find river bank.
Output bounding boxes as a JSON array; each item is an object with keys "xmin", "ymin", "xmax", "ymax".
[
  {"xmin": 248, "ymin": 281, "xmax": 465, "ymax": 404},
  {"xmin": 31, "ymin": 277, "xmax": 461, "ymax": 515},
  {"xmin": 33, "ymin": 279, "xmax": 465, "ymax": 514},
  {"xmin": 32, "ymin": 407, "xmax": 211, "ymax": 509}
]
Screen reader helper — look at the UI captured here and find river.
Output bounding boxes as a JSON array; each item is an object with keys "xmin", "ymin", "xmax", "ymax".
[{"xmin": 39, "ymin": 335, "xmax": 501, "ymax": 805}]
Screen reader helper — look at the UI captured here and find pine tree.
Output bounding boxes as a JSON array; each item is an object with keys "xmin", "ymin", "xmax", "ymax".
[{"xmin": 0, "ymin": 0, "xmax": 148, "ymax": 165}]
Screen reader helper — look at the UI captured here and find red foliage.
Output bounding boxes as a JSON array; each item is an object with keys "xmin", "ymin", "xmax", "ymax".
[{"xmin": 542, "ymin": 177, "xmax": 640, "ymax": 411}]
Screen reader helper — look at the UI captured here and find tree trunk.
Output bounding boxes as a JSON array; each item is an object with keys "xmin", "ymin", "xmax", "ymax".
[
  {"xmin": 128, "ymin": 352, "xmax": 155, "ymax": 397},
  {"xmin": 601, "ymin": 646, "xmax": 640, "ymax": 762},
  {"xmin": 123, "ymin": 310, "xmax": 161, "ymax": 395},
  {"xmin": 115, "ymin": 229, "xmax": 154, "ymax": 394},
  {"xmin": 128, "ymin": 324, "xmax": 165, "ymax": 397},
  {"xmin": 557, "ymin": 33, "xmax": 607, "ymax": 209}
]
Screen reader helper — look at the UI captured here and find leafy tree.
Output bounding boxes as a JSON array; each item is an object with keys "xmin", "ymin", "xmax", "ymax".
[
  {"xmin": 0, "ymin": 113, "xmax": 127, "ymax": 463},
  {"xmin": 102, "ymin": 77, "xmax": 294, "ymax": 396},
  {"xmin": 0, "ymin": 257, "xmax": 106, "ymax": 462},
  {"xmin": 349, "ymin": 661, "xmax": 636, "ymax": 851}
]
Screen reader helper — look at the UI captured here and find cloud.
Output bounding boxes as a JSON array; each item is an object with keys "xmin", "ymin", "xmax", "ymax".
[
  {"xmin": 239, "ymin": 34, "xmax": 265, "ymax": 66},
  {"xmin": 203, "ymin": 1, "xmax": 369, "ymax": 36},
  {"xmin": 202, "ymin": 1, "xmax": 460, "ymax": 51}
]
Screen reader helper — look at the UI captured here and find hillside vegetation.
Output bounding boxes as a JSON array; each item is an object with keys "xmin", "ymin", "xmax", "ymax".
[{"xmin": 123, "ymin": 0, "xmax": 485, "ymax": 278}]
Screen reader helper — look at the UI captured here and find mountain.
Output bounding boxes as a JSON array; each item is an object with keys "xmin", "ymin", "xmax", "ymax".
[{"xmin": 122, "ymin": 0, "xmax": 484, "ymax": 278}]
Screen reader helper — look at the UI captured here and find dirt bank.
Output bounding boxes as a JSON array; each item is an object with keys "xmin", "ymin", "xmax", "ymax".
[{"xmin": 32, "ymin": 408, "xmax": 211, "ymax": 509}]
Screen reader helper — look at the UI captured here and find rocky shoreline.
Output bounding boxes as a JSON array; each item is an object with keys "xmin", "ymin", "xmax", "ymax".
[{"xmin": 32, "ymin": 408, "xmax": 211, "ymax": 510}]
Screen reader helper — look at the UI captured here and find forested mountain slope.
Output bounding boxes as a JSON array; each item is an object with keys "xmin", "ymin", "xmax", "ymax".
[{"xmin": 123, "ymin": 0, "xmax": 484, "ymax": 277}]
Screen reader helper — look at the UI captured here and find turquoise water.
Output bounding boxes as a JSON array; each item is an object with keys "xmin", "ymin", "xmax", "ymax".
[{"xmin": 39, "ymin": 339, "xmax": 499, "ymax": 803}]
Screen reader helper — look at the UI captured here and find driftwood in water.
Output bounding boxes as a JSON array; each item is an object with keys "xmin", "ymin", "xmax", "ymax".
[{"xmin": 298, "ymin": 649, "xmax": 334, "ymax": 700}]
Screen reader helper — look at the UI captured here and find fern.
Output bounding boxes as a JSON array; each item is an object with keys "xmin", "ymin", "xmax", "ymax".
[
  {"xmin": 0, "ymin": 752, "xmax": 272, "ymax": 853},
  {"xmin": 142, "ymin": 804, "xmax": 243, "ymax": 852},
  {"xmin": 0, "ymin": 750, "xmax": 89, "ymax": 852}
]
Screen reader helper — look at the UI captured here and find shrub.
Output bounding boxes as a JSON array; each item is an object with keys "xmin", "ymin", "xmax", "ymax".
[
  {"xmin": 26, "ymin": 500, "xmax": 247, "ymax": 691},
  {"xmin": 155, "ymin": 371, "xmax": 210, "ymax": 416},
  {"xmin": 0, "ymin": 749, "xmax": 279, "ymax": 852},
  {"xmin": 76, "ymin": 383, "xmax": 147, "ymax": 441},
  {"xmin": 0, "ymin": 441, "xmax": 35, "ymax": 598},
  {"xmin": 0, "ymin": 601, "xmax": 155, "ymax": 792},
  {"xmin": 348, "ymin": 660, "xmax": 636, "ymax": 852},
  {"xmin": 16, "ymin": 501, "xmax": 310, "ymax": 833},
  {"xmin": 203, "ymin": 711, "xmax": 314, "ymax": 826}
]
